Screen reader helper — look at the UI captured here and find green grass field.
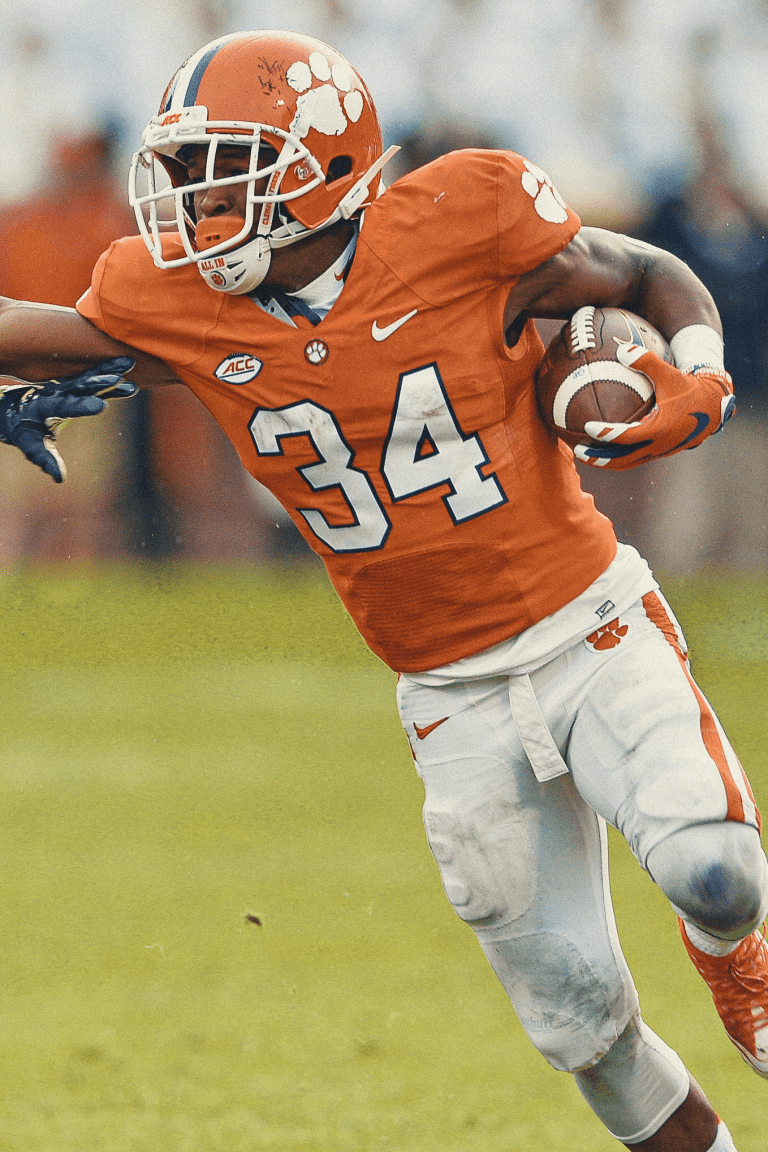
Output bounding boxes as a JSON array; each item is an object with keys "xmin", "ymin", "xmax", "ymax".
[{"xmin": 0, "ymin": 563, "xmax": 766, "ymax": 1152}]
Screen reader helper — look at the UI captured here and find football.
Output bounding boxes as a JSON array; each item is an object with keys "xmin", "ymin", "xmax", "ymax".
[{"xmin": 536, "ymin": 306, "xmax": 673, "ymax": 446}]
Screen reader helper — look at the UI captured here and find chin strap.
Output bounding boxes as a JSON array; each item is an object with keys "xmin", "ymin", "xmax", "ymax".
[
  {"xmin": 266, "ymin": 144, "xmax": 401, "ymax": 251},
  {"xmin": 338, "ymin": 145, "xmax": 400, "ymax": 220}
]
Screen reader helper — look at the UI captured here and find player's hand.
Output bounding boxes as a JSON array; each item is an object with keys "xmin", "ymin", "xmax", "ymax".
[
  {"xmin": 0, "ymin": 357, "xmax": 137, "ymax": 483},
  {"xmin": 573, "ymin": 343, "xmax": 735, "ymax": 471}
]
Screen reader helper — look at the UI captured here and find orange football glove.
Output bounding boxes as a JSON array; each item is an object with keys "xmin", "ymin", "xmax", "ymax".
[{"xmin": 573, "ymin": 342, "xmax": 735, "ymax": 471}]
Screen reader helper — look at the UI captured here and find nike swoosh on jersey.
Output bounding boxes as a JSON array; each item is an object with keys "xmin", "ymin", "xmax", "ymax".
[
  {"xmin": 371, "ymin": 309, "xmax": 418, "ymax": 342},
  {"xmin": 413, "ymin": 717, "xmax": 449, "ymax": 740}
]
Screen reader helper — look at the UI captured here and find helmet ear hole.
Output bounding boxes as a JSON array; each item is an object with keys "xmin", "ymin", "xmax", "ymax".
[{"xmin": 326, "ymin": 155, "xmax": 353, "ymax": 185}]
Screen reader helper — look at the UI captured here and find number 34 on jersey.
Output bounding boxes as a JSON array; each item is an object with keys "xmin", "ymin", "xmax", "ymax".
[{"xmin": 249, "ymin": 362, "xmax": 508, "ymax": 553}]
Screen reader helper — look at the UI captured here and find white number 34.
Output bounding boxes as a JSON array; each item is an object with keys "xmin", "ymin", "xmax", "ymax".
[{"xmin": 249, "ymin": 362, "xmax": 506, "ymax": 553}]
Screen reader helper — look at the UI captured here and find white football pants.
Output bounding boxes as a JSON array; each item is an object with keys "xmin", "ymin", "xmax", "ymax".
[{"xmin": 397, "ymin": 592, "xmax": 760, "ymax": 1076}]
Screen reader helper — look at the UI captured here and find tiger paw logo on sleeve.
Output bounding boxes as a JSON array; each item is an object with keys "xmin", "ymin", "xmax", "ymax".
[{"xmin": 521, "ymin": 160, "xmax": 569, "ymax": 223}]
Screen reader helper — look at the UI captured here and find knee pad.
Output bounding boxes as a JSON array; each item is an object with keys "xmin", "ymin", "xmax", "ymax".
[
  {"xmin": 482, "ymin": 930, "xmax": 638, "ymax": 1073},
  {"xmin": 422, "ymin": 795, "xmax": 537, "ymax": 930},
  {"xmin": 574, "ymin": 1013, "xmax": 690, "ymax": 1143},
  {"xmin": 424, "ymin": 791, "xmax": 640, "ymax": 1074},
  {"xmin": 647, "ymin": 822, "xmax": 768, "ymax": 938}
]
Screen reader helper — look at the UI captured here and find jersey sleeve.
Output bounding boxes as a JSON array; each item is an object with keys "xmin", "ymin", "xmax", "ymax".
[
  {"xmin": 76, "ymin": 247, "xmax": 111, "ymax": 331},
  {"xmin": 493, "ymin": 151, "xmax": 580, "ymax": 278},
  {"xmin": 363, "ymin": 149, "xmax": 579, "ymax": 304},
  {"xmin": 76, "ymin": 235, "xmax": 213, "ymax": 368}
]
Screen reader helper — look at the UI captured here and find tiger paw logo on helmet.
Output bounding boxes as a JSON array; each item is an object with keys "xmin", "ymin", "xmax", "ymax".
[
  {"xmin": 286, "ymin": 52, "xmax": 364, "ymax": 138},
  {"xmin": 521, "ymin": 160, "xmax": 569, "ymax": 224}
]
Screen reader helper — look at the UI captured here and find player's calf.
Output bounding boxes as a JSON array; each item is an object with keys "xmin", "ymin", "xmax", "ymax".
[
  {"xmin": 576, "ymin": 1018, "xmax": 743, "ymax": 1149},
  {"xmin": 574, "ymin": 1012, "xmax": 691, "ymax": 1143}
]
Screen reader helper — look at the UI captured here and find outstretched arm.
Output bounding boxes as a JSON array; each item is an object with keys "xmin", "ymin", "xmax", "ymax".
[
  {"xmin": 0, "ymin": 297, "xmax": 181, "ymax": 480},
  {"xmin": 0, "ymin": 297, "xmax": 179, "ymax": 387}
]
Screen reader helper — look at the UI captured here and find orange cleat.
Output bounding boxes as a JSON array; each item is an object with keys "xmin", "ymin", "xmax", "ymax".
[{"xmin": 680, "ymin": 919, "xmax": 768, "ymax": 1078}]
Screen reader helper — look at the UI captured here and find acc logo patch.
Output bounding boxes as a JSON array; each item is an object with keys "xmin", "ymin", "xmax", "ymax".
[{"xmin": 214, "ymin": 354, "xmax": 263, "ymax": 385}]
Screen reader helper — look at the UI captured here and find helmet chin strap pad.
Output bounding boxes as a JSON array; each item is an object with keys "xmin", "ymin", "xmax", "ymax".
[{"xmin": 197, "ymin": 231, "xmax": 273, "ymax": 294}]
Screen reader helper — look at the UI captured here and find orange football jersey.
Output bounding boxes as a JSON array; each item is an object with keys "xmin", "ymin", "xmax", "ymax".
[{"xmin": 78, "ymin": 149, "xmax": 617, "ymax": 671}]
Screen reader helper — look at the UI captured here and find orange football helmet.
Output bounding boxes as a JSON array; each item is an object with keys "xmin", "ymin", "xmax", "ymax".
[{"xmin": 128, "ymin": 30, "xmax": 396, "ymax": 293}]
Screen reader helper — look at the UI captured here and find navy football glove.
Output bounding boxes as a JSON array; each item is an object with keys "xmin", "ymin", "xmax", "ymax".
[{"xmin": 0, "ymin": 357, "xmax": 136, "ymax": 482}]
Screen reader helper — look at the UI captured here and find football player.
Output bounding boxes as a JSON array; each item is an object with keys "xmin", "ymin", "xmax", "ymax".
[{"xmin": 1, "ymin": 30, "xmax": 765, "ymax": 1152}]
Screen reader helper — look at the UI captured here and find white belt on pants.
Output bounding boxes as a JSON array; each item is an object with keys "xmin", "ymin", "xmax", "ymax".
[{"xmin": 508, "ymin": 673, "xmax": 570, "ymax": 782}]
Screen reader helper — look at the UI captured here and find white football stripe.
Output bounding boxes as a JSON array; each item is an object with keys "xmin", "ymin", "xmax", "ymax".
[
  {"xmin": 552, "ymin": 361, "xmax": 654, "ymax": 429},
  {"xmin": 584, "ymin": 419, "xmax": 641, "ymax": 442}
]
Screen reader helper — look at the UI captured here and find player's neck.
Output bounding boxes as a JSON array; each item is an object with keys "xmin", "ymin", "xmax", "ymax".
[
  {"xmin": 286, "ymin": 226, "xmax": 357, "ymax": 313},
  {"xmin": 263, "ymin": 220, "xmax": 356, "ymax": 294}
]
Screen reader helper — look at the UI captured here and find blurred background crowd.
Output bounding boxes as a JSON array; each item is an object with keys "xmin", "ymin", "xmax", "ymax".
[{"xmin": 0, "ymin": 0, "xmax": 767, "ymax": 572}]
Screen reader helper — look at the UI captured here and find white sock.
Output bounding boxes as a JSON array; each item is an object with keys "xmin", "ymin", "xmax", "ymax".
[
  {"xmin": 683, "ymin": 922, "xmax": 740, "ymax": 957},
  {"xmin": 707, "ymin": 1119, "xmax": 738, "ymax": 1151}
]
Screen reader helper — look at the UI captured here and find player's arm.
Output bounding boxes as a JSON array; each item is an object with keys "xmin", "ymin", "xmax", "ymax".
[
  {"xmin": 0, "ymin": 298, "xmax": 180, "ymax": 481},
  {"xmin": 504, "ymin": 227, "xmax": 734, "ymax": 469},
  {"xmin": 0, "ymin": 297, "xmax": 179, "ymax": 387},
  {"xmin": 503, "ymin": 226, "xmax": 722, "ymax": 337}
]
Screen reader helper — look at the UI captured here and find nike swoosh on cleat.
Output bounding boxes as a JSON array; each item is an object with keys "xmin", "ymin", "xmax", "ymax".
[
  {"xmin": 371, "ymin": 309, "xmax": 418, "ymax": 342},
  {"xmin": 413, "ymin": 717, "xmax": 449, "ymax": 740}
]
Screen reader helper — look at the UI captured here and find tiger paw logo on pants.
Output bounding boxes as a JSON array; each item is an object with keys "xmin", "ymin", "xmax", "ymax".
[{"xmin": 586, "ymin": 618, "xmax": 629, "ymax": 651}]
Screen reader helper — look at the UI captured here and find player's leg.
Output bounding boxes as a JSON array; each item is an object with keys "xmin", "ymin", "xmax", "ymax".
[
  {"xmin": 397, "ymin": 672, "xmax": 698, "ymax": 1145},
  {"xmin": 646, "ymin": 819, "xmax": 768, "ymax": 1080},
  {"xmin": 577, "ymin": 1032, "xmax": 724, "ymax": 1151},
  {"xmin": 646, "ymin": 821, "xmax": 767, "ymax": 939},
  {"xmin": 560, "ymin": 590, "xmax": 768, "ymax": 1085}
]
